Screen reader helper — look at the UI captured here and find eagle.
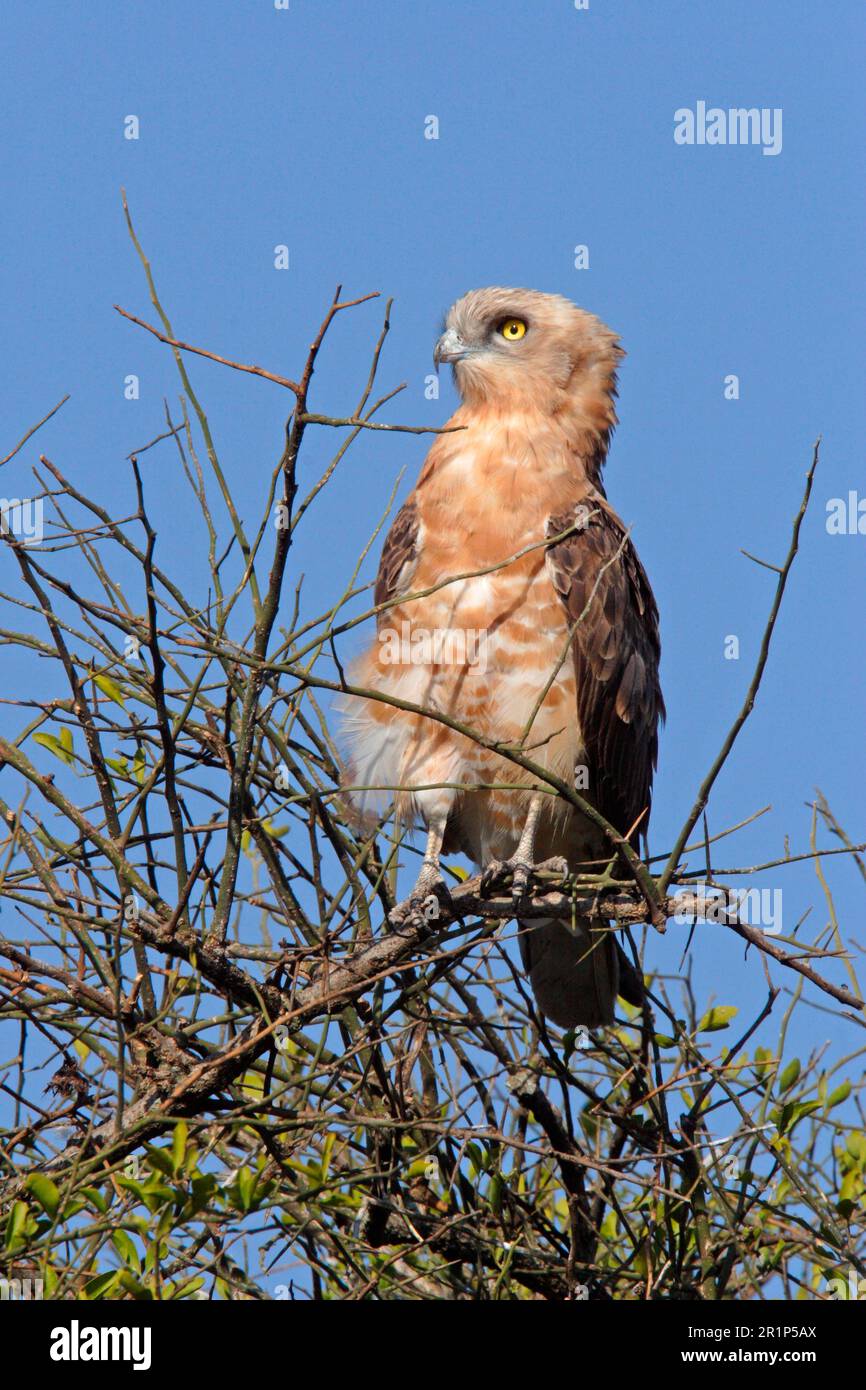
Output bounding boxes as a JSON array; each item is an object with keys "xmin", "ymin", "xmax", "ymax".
[{"xmin": 342, "ymin": 288, "xmax": 664, "ymax": 1028}]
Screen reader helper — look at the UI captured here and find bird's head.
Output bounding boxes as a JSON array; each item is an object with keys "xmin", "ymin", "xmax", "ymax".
[{"xmin": 433, "ymin": 287, "xmax": 624, "ymax": 427}]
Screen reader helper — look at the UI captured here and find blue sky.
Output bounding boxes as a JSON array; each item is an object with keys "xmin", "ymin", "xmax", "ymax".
[{"xmin": 1, "ymin": 0, "xmax": 864, "ymax": 1065}]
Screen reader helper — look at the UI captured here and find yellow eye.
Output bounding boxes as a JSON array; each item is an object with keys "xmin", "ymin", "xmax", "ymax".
[{"xmin": 498, "ymin": 317, "xmax": 527, "ymax": 341}]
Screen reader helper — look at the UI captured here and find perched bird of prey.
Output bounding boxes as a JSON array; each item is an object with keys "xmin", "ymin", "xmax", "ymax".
[{"xmin": 343, "ymin": 288, "xmax": 664, "ymax": 1028}]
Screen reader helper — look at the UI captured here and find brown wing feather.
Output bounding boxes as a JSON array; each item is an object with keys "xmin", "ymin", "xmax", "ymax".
[
  {"xmin": 373, "ymin": 499, "xmax": 419, "ymax": 624},
  {"xmin": 546, "ymin": 488, "xmax": 664, "ymax": 844}
]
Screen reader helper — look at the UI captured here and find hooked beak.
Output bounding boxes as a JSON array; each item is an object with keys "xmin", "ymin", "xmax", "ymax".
[{"xmin": 433, "ymin": 327, "xmax": 469, "ymax": 367}]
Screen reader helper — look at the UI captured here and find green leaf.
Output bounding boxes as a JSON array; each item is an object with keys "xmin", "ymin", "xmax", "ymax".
[
  {"xmin": 132, "ymin": 747, "xmax": 147, "ymax": 785},
  {"xmin": 58, "ymin": 1200, "xmax": 88, "ymax": 1221},
  {"xmin": 826, "ymin": 1081, "xmax": 852, "ymax": 1110},
  {"xmin": 116, "ymin": 1175, "xmax": 174, "ymax": 1214},
  {"xmin": 186, "ymin": 1175, "xmax": 217, "ymax": 1217},
  {"xmin": 845, "ymin": 1133, "xmax": 866, "ymax": 1164},
  {"xmin": 171, "ymin": 1120, "xmax": 188, "ymax": 1176},
  {"xmin": 156, "ymin": 1204, "xmax": 176, "ymax": 1241},
  {"xmin": 839, "ymin": 1170, "xmax": 859, "ymax": 1204},
  {"xmin": 118, "ymin": 1269, "xmax": 152, "ymax": 1299},
  {"xmin": 144, "ymin": 1146, "xmax": 175, "ymax": 1179},
  {"xmin": 117, "ymin": 1175, "xmax": 148, "ymax": 1200},
  {"xmin": 697, "ymin": 1005, "xmax": 738, "ymax": 1033},
  {"xmin": 111, "ymin": 1229, "xmax": 140, "ymax": 1272},
  {"xmin": 181, "ymin": 1141, "xmax": 199, "ymax": 1176},
  {"xmin": 25, "ymin": 1174, "xmax": 61, "ymax": 1219},
  {"xmin": 752, "ymin": 1047, "xmax": 774, "ymax": 1073},
  {"xmin": 95, "ymin": 673, "xmax": 126, "ymax": 707},
  {"xmin": 776, "ymin": 1097, "xmax": 820, "ymax": 1136},
  {"xmin": 466, "ymin": 1141, "xmax": 485, "ymax": 1177},
  {"xmin": 80, "ymin": 1185, "xmax": 109, "ymax": 1214},
  {"xmin": 170, "ymin": 1276, "xmax": 205, "ymax": 1300},
  {"xmin": 236, "ymin": 1166, "xmax": 254, "ymax": 1211},
  {"xmin": 778, "ymin": 1058, "xmax": 801, "ymax": 1093},
  {"xmin": 240, "ymin": 1069, "xmax": 264, "ymax": 1098},
  {"xmin": 34, "ymin": 731, "xmax": 75, "ymax": 766},
  {"xmin": 5, "ymin": 1200, "xmax": 30, "ymax": 1250},
  {"xmin": 83, "ymin": 1271, "xmax": 122, "ymax": 1300}
]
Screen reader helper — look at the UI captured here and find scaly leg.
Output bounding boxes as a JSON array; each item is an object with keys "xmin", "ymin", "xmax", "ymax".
[
  {"xmin": 390, "ymin": 811, "xmax": 451, "ymax": 926},
  {"xmin": 480, "ymin": 793, "xmax": 568, "ymax": 905},
  {"xmin": 413, "ymin": 812, "xmax": 449, "ymax": 901}
]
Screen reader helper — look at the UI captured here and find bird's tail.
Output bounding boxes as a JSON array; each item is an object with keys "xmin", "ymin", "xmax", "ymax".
[{"xmin": 518, "ymin": 916, "xmax": 642, "ymax": 1030}]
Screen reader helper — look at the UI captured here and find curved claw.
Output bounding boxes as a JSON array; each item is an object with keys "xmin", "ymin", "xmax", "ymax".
[
  {"xmin": 480, "ymin": 858, "xmax": 532, "ymax": 904},
  {"xmin": 388, "ymin": 881, "xmax": 450, "ymax": 931},
  {"xmin": 481, "ymin": 855, "xmax": 570, "ymax": 906},
  {"xmin": 534, "ymin": 855, "xmax": 570, "ymax": 882}
]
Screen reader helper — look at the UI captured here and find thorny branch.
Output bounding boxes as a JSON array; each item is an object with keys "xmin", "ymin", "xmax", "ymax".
[{"xmin": 0, "ymin": 214, "xmax": 862, "ymax": 1300}]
